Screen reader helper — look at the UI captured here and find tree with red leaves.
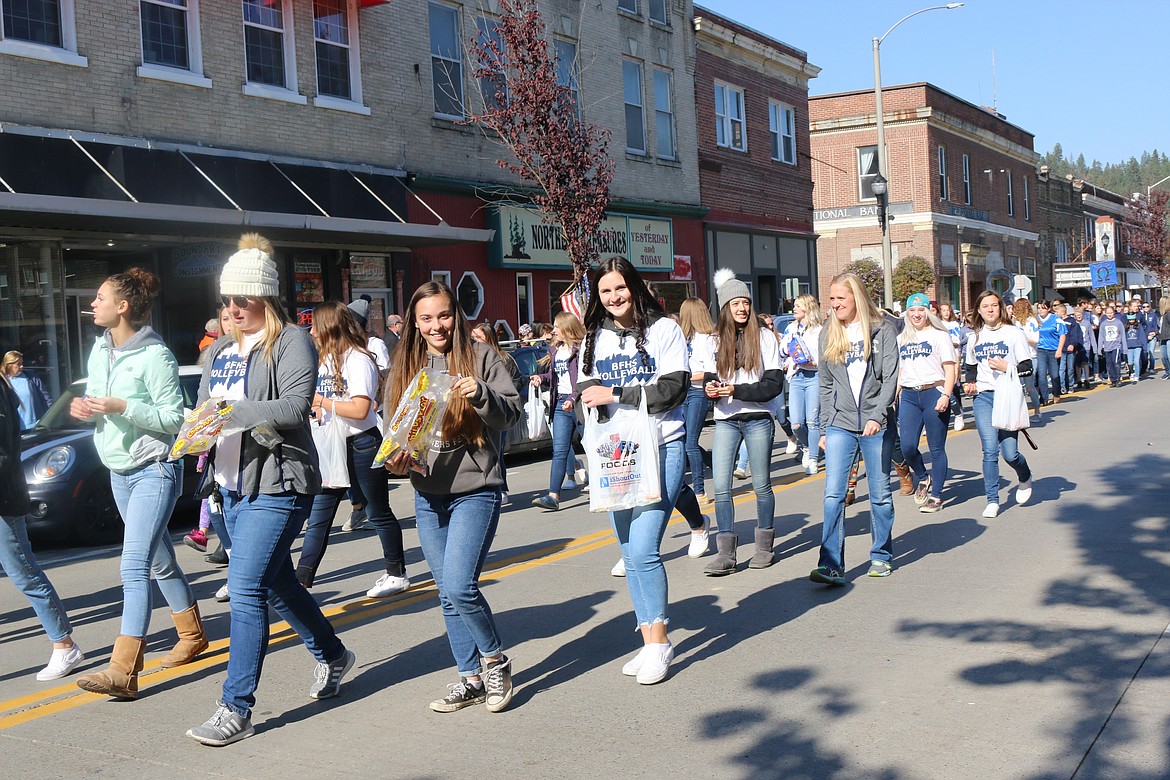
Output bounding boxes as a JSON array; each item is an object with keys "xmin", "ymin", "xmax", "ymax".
[
  {"xmin": 1125, "ymin": 190, "xmax": 1170, "ymax": 288},
  {"xmin": 465, "ymin": 0, "xmax": 615, "ymax": 292}
]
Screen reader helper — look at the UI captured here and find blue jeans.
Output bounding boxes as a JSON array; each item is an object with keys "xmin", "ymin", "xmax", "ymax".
[
  {"xmin": 712, "ymin": 416, "xmax": 775, "ymax": 534},
  {"xmin": 1127, "ymin": 346, "xmax": 1144, "ymax": 379},
  {"xmin": 221, "ymin": 491, "xmax": 346, "ymax": 719},
  {"xmin": 820, "ymin": 425, "xmax": 896, "ymax": 572},
  {"xmin": 972, "ymin": 391, "xmax": 1031, "ymax": 503},
  {"xmin": 415, "ymin": 488, "xmax": 503, "ymax": 677},
  {"xmin": 788, "ymin": 369, "xmax": 821, "ymax": 460},
  {"xmin": 681, "ymin": 387, "xmax": 710, "ymax": 496},
  {"xmin": 548, "ymin": 406, "xmax": 580, "ymax": 494},
  {"xmin": 1059, "ymin": 351, "xmax": 1076, "ymax": 392},
  {"xmin": 298, "ymin": 428, "xmax": 404, "ymax": 586},
  {"xmin": 110, "ymin": 460, "xmax": 191, "ymax": 637},
  {"xmin": 611, "ymin": 439, "xmax": 685, "ymax": 628},
  {"xmin": 1161, "ymin": 341, "xmax": 1170, "ymax": 375},
  {"xmin": 1035, "ymin": 348, "xmax": 1060, "ymax": 401},
  {"xmin": 897, "ymin": 387, "xmax": 949, "ymax": 499},
  {"xmin": 0, "ymin": 515, "xmax": 72, "ymax": 642}
]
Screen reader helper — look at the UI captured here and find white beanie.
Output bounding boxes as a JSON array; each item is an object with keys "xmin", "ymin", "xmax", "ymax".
[
  {"xmin": 714, "ymin": 268, "xmax": 751, "ymax": 310},
  {"xmin": 220, "ymin": 234, "xmax": 279, "ymax": 297}
]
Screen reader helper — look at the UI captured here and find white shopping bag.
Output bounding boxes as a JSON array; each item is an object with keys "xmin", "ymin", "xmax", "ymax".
[
  {"xmin": 312, "ymin": 413, "xmax": 351, "ymax": 489},
  {"xmin": 583, "ymin": 393, "xmax": 661, "ymax": 513},
  {"xmin": 526, "ymin": 385, "xmax": 550, "ymax": 439},
  {"xmin": 991, "ymin": 364, "xmax": 1030, "ymax": 431}
]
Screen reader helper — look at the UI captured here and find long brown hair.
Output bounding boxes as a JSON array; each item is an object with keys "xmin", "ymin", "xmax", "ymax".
[
  {"xmin": 678, "ymin": 297, "xmax": 714, "ymax": 340},
  {"xmin": 312, "ymin": 301, "xmax": 376, "ymax": 393},
  {"xmin": 973, "ymin": 290, "xmax": 1013, "ymax": 333},
  {"xmin": 714, "ymin": 296, "xmax": 763, "ymax": 379},
  {"xmin": 385, "ymin": 282, "xmax": 484, "ymax": 446}
]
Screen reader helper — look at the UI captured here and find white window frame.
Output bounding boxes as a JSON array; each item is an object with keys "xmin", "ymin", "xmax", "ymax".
[
  {"xmin": 623, "ymin": 59, "xmax": 645, "ymax": 154},
  {"xmin": 858, "ymin": 145, "xmax": 879, "ymax": 202},
  {"xmin": 429, "ymin": 1, "xmax": 464, "ymax": 119},
  {"xmin": 768, "ymin": 100, "xmax": 796, "ymax": 165},
  {"xmin": 648, "ymin": 0, "xmax": 667, "ymax": 24},
  {"xmin": 137, "ymin": 0, "xmax": 210, "ymax": 88},
  {"xmin": 241, "ymin": 0, "xmax": 303, "ymax": 104},
  {"xmin": 0, "ymin": 0, "xmax": 86, "ymax": 67},
  {"xmin": 714, "ymin": 81, "xmax": 746, "ymax": 152},
  {"xmin": 554, "ymin": 38, "xmax": 579, "ymax": 116},
  {"xmin": 1023, "ymin": 175, "xmax": 1030, "ymax": 221},
  {"xmin": 475, "ymin": 14, "xmax": 508, "ymax": 111},
  {"xmin": 1006, "ymin": 170, "xmax": 1014, "ymax": 216},
  {"xmin": 312, "ymin": 0, "xmax": 368, "ymax": 114},
  {"xmin": 517, "ymin": 273, "xmax": 534, "ymax": 327},
  {"xmin": 432, "ymin": 270, "xmax": 452, "ymax": 287},
  {"xmin": 938, "ymin": 145, "xmax": 948, "ymax": 201},
  {"xmin": 962, "ymin": 153, "xmax": 971, "ymax": 205},
  {"xmin": 653, "ymin": 68, "xmax": 675, "ymax": 160},
  {"xmin": 617, "ymin": 0, "xmax": 637, "ymax": 14}
]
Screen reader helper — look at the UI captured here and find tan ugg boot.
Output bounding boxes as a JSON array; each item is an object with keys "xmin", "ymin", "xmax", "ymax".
[
  {"xmin": 160, "ymin": 604, "xmax": 209, "ymax": 668},
  {"xmin": 894, "ymin": 461, "xmax": 914, "ymax": 496},
  {"xmin": 77, "ymin": 635, "xmax": 145, "ymax": 699}
]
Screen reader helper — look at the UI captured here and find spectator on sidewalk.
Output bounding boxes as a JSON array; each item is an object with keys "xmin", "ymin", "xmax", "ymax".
[{"xmin": 2, "ymin": 351, "xmax": 52, "ymax": 430}]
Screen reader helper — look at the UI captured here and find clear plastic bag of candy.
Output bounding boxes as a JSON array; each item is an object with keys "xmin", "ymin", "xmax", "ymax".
[
  {"xmin": 169, "ymin": 398, "xmax": 236, "ymax": 460},
  {"xmin": 373, "ymin": 368, "xmax": 456, "ymax": 476}
]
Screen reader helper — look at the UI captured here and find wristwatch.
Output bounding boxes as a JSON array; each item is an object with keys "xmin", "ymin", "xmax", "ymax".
[{"xmin": 612, "ymin": 388, "xmax": 622, "ymax": 404}]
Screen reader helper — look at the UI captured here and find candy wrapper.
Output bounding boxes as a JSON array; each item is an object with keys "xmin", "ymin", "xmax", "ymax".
[
  {"xmin": 170, "ymin": 398, "xmax": 236, "ymax": 460},
  {"xmin": 373, "ymin": 368, "xmax": 456, "ymax": 476}
]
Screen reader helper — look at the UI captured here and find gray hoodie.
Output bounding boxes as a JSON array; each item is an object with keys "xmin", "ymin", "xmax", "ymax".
[{"xmin": 818, "ymin": 318, "xmax": 900, "ymax": 433}]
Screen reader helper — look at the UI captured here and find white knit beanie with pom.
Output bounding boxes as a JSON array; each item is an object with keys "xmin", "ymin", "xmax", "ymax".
[{"xmin": 220, "ymin": 233, "xmax": 279, "ymax": 297}]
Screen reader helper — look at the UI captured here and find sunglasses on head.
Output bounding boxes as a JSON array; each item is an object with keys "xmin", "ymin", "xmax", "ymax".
[{"xmin": 221, "ymin": 295, "xmax": 255, "ymax": 309}]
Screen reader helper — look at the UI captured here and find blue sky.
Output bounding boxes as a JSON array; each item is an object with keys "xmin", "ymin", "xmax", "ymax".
[{"xmin": 699, "ymin": 0, "xmax": 1169, "ymax": 165}]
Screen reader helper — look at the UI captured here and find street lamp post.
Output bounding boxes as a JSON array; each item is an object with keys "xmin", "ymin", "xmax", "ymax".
[
  {"xmin": 872, "ymin": 3, "xmax": 964, "ymax": 310},
  {"xmin": 1147, "ymin": 174, "xmax": 1170, "ymax": 198}
]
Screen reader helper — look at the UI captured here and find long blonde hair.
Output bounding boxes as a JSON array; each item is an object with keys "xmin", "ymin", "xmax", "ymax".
[
  {"xmin": 678, "ymin": 297, "xmax": 714, "ymax": 340},
  {"xmin": 898, "ymin": 307, "xmax": 950, "ymax": 346},
  {"xmin": 793, "ymin": 293, "xmax": 823, "ymax": 329},
  {"xmin": 552, "ymin": 310, "xmax": 585, "ymax": 350},
  {"xmin": 821, "ymin": 273, "xmax": 882, "ymax": 365}
]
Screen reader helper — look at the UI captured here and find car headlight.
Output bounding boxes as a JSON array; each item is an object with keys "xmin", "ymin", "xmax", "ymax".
[{"xmin": 33, "ymin": 445, "xmax": 76, "ymax": 481}]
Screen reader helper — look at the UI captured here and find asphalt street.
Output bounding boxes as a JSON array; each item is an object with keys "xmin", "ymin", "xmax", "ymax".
[{"xmin": 1, "ymin": 379, "xmax": 1168, "ymax": 779}]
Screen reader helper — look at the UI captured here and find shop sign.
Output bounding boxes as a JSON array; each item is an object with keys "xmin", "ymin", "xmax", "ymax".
[
  {"xmin": 172, "ymin": 242, "xmax": 228, "ymax": 278},
  {"xmin": 490, "ymin": 205, "xmax": 672, "ymax": 271},
  {"xmin": 350, "ymin": 255, "xmax": 388, "ymax": 286},
  {"xmin": 1054, "ymin": 264, "xmax": 1092, "ymax": 287},
  {"xmin": 671, "ymin": 255, "xmax": 692, "ymax": 281},
  {"xmin": 294, "ymin": 260, "xmax": 324, "ymax": 303}
]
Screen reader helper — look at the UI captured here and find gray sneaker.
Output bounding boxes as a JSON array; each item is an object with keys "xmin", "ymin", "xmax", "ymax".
[
  {"xmin": 430, "ymin": 678, "xmax": 486, "ymax": 713},
  {"xmin": 309, "ymin": 649, "xmax": 355, "ymax": 699},
  {"xmin": 186, "ymin": 703, "xmax": 255, "ymax": 747},
  {"xmin": 483, "ymin": 655, "xmax": 513, "ymax": 713},
  {"xmin": 342, "ymin": 508, "xmax": 368, "ymax": 531}
]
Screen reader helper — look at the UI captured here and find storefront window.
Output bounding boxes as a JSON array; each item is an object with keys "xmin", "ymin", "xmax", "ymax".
[{"xmin": 0, "ymin": 242, "xmax": 68, "ymax": 397}]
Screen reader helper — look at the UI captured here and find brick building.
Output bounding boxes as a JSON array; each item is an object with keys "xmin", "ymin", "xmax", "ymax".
[
  {"xmin": 810, "ymin": 83, "xmax": 1041, "ymax": 313},
  {"xmin": 693, "ymin": 7, "xmax": 820, "ymax": 313}
]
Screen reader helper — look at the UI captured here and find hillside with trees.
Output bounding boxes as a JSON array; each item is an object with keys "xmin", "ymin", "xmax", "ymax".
[{"xmin": 1040, "ymin": 145, "xmax": 1170, "ymax": 196}]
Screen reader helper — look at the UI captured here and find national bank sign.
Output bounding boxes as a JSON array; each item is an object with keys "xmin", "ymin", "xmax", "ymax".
[{"xmin": 489, "ymin": 204, "xmax": 673, "ymax": 271}]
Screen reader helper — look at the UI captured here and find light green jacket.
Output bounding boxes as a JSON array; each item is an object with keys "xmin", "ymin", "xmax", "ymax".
[{"xmin": 85, "ymin": 326, "xmax": 184, "ymax": 473}]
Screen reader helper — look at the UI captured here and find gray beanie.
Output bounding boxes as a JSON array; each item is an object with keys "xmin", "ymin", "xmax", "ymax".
[
  {"xmin": 220, "ymin": 234, "xmax": 279, "ymax": 297},
  {"xmin": 347, "ymin": 297, "xmax": 370, "ymax": 328},
  {"xmin": 714, "ymin": 268, "xmax": 751, "ymax": 310}
]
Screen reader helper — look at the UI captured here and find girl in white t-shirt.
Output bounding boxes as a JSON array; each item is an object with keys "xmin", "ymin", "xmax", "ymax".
[
  {"xmin": 295, "ymin": 301, "xmax": 407, "ymax": 599},
  {"xmin": 896, "ymin": 293, "xmax": 957, "ymax": 513},
  {"xmin": 964, "ymin": 291, "xmax": 1035, "ymax": 519},
  {"xmin": 1011, "ymin": 298, "xmax": 1041, "ymax": 417},
  {"xmin": 780, "ymin": 293, "xmax": 824, "ymax": 474}
]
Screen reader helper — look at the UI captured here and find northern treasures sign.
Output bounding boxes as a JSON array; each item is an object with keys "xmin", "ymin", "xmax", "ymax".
[{"xmin": 490, "ymin": 205, "xmax": 673, "ymax": 271}]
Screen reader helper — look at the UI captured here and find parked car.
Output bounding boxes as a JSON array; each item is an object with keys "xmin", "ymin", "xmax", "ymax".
[
  {"xmin": 502, "ymin": 342, "xmax": 554, "ymax": 455},
  {"xmin": 22, "ymin": 365, "xmax": 203, "ymax": 545},
  {"xmin": 767, "ymin": 313, "xmax": 796, "ymax": 335}
]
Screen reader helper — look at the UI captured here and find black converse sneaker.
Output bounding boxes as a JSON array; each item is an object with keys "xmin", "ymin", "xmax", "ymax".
[
  {"xmin": 430, "ymin": 678, "xmax": 487, "ymax": 713},
  {"xmin": 483, "ymin": 655, "xmax": 513, "ymax": 713}
]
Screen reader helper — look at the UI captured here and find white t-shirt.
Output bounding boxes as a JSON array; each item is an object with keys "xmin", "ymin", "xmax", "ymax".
[
  {"xmin": 944, "ymin": 319, "xmax": 962, "ymax": 346},
  {"xmin": 1015, "ymin": 316, "xmax": 1040, "ymax": 358},
  {"xmin": 578, "ymin": 316, "xmax": 687, "ymax": 445},
  {"xmin": 367, "ymin": 336, "xmax": 390, "ymax": 371},
  {"xmin": 710, "ymin": 329, "xmax": 782, "ymax": 420},
  {"xmin": 965, "ymin": 324, "xmax": 1032, "ymax": 393},
  {"xmin": 317, "ymin": 348, "xmax": 379, "ymax": 437},
  {"xmin": 208, "ymin": 330, "xmax": 265, "ymax": 492},
  {"xmin": 780, "ymin": 321, "xmax": 821, "ymax": 373},
  {"xmin": 898, "ymin": 327, "xmax": 957, "ymax": 388},
  {"xmin": 844, "ymin": 321, "xmax": 868, "ymax": 404},
  {"xmin": 553, "ymin": 346, "xmax": 573, "ymax": 397},
  {"xmin": 687, "ymin": 333, "xmax": 716, "ymax": 388}
]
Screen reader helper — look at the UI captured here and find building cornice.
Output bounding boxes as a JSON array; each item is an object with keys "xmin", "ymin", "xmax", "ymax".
[
  {"xmin": 815, "ymin": 209, "xmax": 1039, "ymax": 243},
  {"xmin": 693, "ymin": 16, "xmax": 821, "ymax": 89}
]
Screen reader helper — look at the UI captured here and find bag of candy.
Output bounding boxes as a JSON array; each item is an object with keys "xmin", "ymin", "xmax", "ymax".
[
  {"xmin": 170, "ymin": 398, "xmax": 236, "ymax": 460},
  {"xmin": 373, "ymin": 368, "xmax": 456, "ymax": 475}
]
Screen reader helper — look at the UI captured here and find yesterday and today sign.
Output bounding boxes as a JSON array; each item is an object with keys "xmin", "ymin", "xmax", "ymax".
[{"xmin": 490, "ymin": 204, "xmax": 673, "ymax": 271}]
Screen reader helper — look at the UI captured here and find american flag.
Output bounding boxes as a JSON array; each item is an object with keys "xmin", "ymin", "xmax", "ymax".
[{"xmin": 560, "ymin": 279, "xmax": 586, "ymax": 323}]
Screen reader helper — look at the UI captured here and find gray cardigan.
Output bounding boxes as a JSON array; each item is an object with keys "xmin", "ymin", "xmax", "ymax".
[
  {"xmin": 818, "ymin": 318, "xmax": 900, "ymax": 434},
  {"xmin": 198, "ymin": 325, "xmax": 321, "ymax": 496}
]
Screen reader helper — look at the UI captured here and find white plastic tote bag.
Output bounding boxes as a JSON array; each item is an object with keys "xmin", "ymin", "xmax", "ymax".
[
  {"xmin": 312, "ymin": 413, "xmax": 351, "ymax": 489},
  {"xmin": 991, "ymin": 364, "xmax": 1030, "ymax": 432},
  {"xmin": 526, "ymin": 385, "xmax": 550, "ymax": 439},
  {"xmin": 583, "ymin": 393, "xmax": 661, "ymax": 513}
]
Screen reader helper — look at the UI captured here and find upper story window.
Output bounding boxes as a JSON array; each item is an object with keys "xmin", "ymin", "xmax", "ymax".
[
  {"xmin": 475, "ymin": 15, "xmax": 507, "ymax": 111},
  {"xmin": 1023, "ymin": 175, "xmax": 1030, "ymax": 221},
  {"xmin": 617, "ymin": 0, "xmax": 637, "ymax": 12},
  {"xmin": 1006, "ymin": 170, "xmax": 1015, "ymax": 216},
  {"xmin": 429, "ymin": 2, "xmax": 463, "ymax": 118},
  {"xmin": 0, "ymin": 0, "xmax": 86, "ymax": 66},
  {"xmin": 938, "ymin": 145, "xmax": 948, "ymax": 201},
  {"xmin": 962, "ymin": 154, "xmax": 971, "ymax": 205},
  {"xmin": 554, "ymin": 38, "xmax": 579, "ymax": 115},
  {"xmin": 858, "ymin": 145, "xmax": 879, "ymax": 201},
  {"xmin": 622, "ymin": 60, "xmax": 645, "ymax": 154},
  {"xmin": 769, "ymin": 100, "xmax": 796, "ymax": 165},
  {"xmin": 648, "ymin": 0, "xmax": 667, "ymax": 24},
  {"xmin": 243, "ymin": 0, "xmax": 296, "ymax": 92},
  {"xmin": 653, "ymin": 68, "xmax": 675, "ymax": 160},
  {"xmin": 313, "ymin": 0, "xmax": 361, "ymax": 103},
  {"xmin": 714, "ymin": 82, "xmax": 745, "ymax": 152},
  {"xmin": 1055, "ymin": 236, "xmax": 1069, "ymax": 263},
  {"xmin": 140, "ymin": 0, "xmax": 194, "ymax": 70}
]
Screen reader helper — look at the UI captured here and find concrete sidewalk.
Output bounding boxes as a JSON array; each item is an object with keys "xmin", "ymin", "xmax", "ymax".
[{"xmin": 1, "ymin": 380, "xmax": 1168, "ymax": 779}]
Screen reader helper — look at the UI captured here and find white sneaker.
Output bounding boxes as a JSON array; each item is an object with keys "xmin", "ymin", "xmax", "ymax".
[
  {"xmin": 785, "ymin": 439, "xmax": 798, "ymax": 455},
  {"xmin": 1016, "ymin": 479, "xmax": 1033, "ymax": 505},
  {"xmin": 367, "ymin": 574, "xmax": 411, "ymax": 598},
  {"xmin": 806, "ymin": 460, "xmax": 818, "ymax": 476},
  {"xmin": 982, "ymin": 503, "xmax": 1000, "ymax": 519},
  {"xmin": 215, "ymin": 583, "xmax": 230, "ymax": 602},
  {"xmin": 36, "ymin": 642, "xmax": 85, "ymax": 681},
  {"xmin": 499, "ymin": 492, "xmax": 510, "ymax": 506},
  {"xmin": 953, "ymin": 414, "xmax": 965, "ymax": 432},
  {"xmin": 621, "ymin": 645, "xmax": 652, "ymax": 676},
  {"xmin": 610, "ymin": 558, "xmax": 626, "ymax": 577},
  {"xmin": 733, "ymin": 467, "xmax": 748, "ymax": 479},
  {"xmin": 687, "ymin": 524, "xmax": 711, "ymax": 558},
  {"xmin": 801, "ymin": 452, "xmax": 812, "ymax": 469},
  {"xmin": 636, "ymin": 642, "xmax": 674, "ymax": 685}
]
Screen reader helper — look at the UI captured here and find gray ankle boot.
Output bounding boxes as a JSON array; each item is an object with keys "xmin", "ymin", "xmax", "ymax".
[
  {"xmin": 703, "ymin": 533, "xmax": 737, "ymax": 576},
  {"xmin": 749, "ymin": 527, "xmax": 775, "ymax": 569}
]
